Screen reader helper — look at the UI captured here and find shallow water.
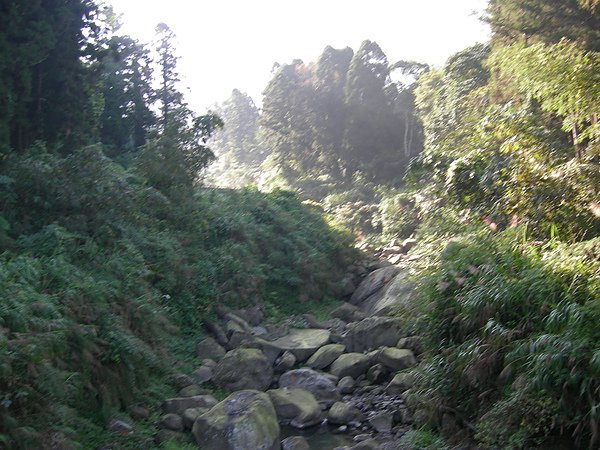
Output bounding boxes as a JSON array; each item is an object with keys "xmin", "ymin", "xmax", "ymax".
[{"xmin": 281, "ymin": 424, "xmax": 356, "ymax": 449}]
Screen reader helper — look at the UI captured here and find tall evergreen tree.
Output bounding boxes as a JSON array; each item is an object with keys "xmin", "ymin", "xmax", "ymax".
[
  {"xmin": 342, "ymin": 40, "xmax": 403, "ymax": 182},
  {"xmin": 100, "ymin": 35, "xmax": 155, "ymax": 154},
  {"xmin": 0, "ymin": 0, "xmax": 102, "ymax": 155},
  {"xmin": 138, "ymin": 23, "xmax": 222, "ymax": 194}
]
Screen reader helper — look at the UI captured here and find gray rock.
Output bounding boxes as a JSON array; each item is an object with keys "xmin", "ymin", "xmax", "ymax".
[
  {"xmin": 203, "ymin": 320, "xmax": 229, "ymax": 347},
  {"xmin": 190, "ymin": 366, "xmax": 213, "ymax": 385},
  {"xmin": 260, "ymin": 328, "xmax": 331, "ymax": 362},
  {"xmin": 282, "ymin": 436, "xmax": 311, "ymax": 450},
  {"xmin": 178, "ymin": 384, "xmax": 211, "ymax": 398},
  {"xmin": 385, "ymin": 372, "xmax": 414, "ymax": 395},
  {"xmin": 369, "ymin": 412, "xmax": 393, "ymax": 434},
  {"xmin": 171, "ymin": 373, "xmax": 194, "ymax": 389},
  {"xmin": 128, "ymin": 405, "xmax": 149, "ymax": 420},
  {"xmin": 366, "ymin": 364, "xmax": 388, "ymax": 384},
  {"xmin": 182, "ymin": 407, "xmax": 209, "ymax": 430},
  {"xmin": 338, "ymin": 376, "xmax": 355, "ymax": 394},
  {"xmin": 330, "ymin": 302, "xmax": 366, "ymax": 323},
  {"xmin": 360, "ymin": 268, "xmax": 417, "ymax": 316},
  {"xmin": 350, "ymin": 266, "xmax": 402, "ymax": 306},
  {"xmin": 107, "ymin": 418, "xmax": 132, "ymax": 434},
  {"xmin": 252, "ymin": 326, "xmax": 269, "ymax": 336},
  {"xmin": 377, "ymin": 348, "xmax": 416, "ymax": 371},
  {"xmin": 196, "ymin": 336, "xmax": 226, "ymax": 360},
  {"xmin": 213, "ymin": 348, "xmax": 273, "ymax": 391},
  {"xmin": 202, "ymin": 358, "xmax": 217, "ymax": 367},
  {"xmin": 279, "ymin": 368, "xmax": 340, "ymax": 408},
  {"xmin": 353, "ymin": 433, "xmax": 372, "ymax": 442},
  {"xmin": 225, "ymin": 312, "xmax": 253, "ymax": 333},
  {"xmin": 306, "ymin": 344, "xmax": 346, "ymax": 370},
  {"xmin": 192, "ymin": 390, "xmax": 280, "ymax": 450},
  {"xmin": 226, "ymin": 319, "xmax": 247, "ymax": 336},
  {"xmin": 330, "ymin": 353, "xmax": 371, "ymax": 379},
  {"xmin": 396, "ymin": 336, "xmax": 424, "ymax": 356},
  {"xmin": 340, "ymin": 276, "xmax": 356, "ymax": 297},
  {"xmin": 159, "ymin": 413, "xmax": 183, "ymax": 432},
  {"xmin": 163, "ymin": 395, "xmax": 217, "ymax": 415},
  {"xmin": 234, "ymin": 305, "xmax": 264, "ymax": 326},
  {"xmin": 275, "ymin": 351, "xmax": 297, "ymax": 372},
  {"xmin": 327, "ymin": 402, "xmax": 363, "ymax": 425},
  {"xmin": 343, "ymin": 317, "xmax": 402, "ymax": 352},
  {"xmin": 267, "ymin": 387, "xmax": 322, "ymax": 429},
  {"xmin": 302, "ymin": 313, "xmax": 345, "ymax": 330},
  {"xmin": 228, "ymin": 330, "xmax": 258, "ymax": 349}
]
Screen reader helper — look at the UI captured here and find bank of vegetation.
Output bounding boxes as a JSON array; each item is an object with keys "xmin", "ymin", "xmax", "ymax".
[{"xmin": 1, "ymin": 0, "xmax": 599, "ymax": 448}]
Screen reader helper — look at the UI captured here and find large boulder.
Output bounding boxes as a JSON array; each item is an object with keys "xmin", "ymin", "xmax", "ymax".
[
  {"xmin": 329, "ymin": 353, "xmax": 371, "ymax": 379},
  {"xmin": 385, "ymin": 372, "xmax": 414, "ymax": 395},
  {"xmin": 260, "ymin": 329, "xmax": 331, "ymax": 362},
  {"xmin": 350, "ymin": 266, "xmax": 401, "ymax": 306},
  {"xmin": 213, "ymin": 348, "xmax": 273, "ymax": 391},
  {"xmin": 192, "ymin": 390, "xmax": 280, "ymax": 450},
  {"xmin": 377, "ymin": 347, "xmax": 417, "ymax": 371},
  {"xmin": 342, "ymin": 317, "xmax": 402, "ymax": 352},
  {"xmin": 353, "ymin": 267, "xmax": 417, "ymax": 317},
  {"xmin": 337, "ymin": 376, "xmax": 355, "ymax": 394},
  {"xmin": 196, "ymin": 336, "xmax": 227, "ymax": 360},
  {"xmin": 368, "ymin": 412, "xmax": 393, "ymax": 434},
  {"xmin": 267, "ymin": 387, "xmax": 322, "ymax": 429},
  {"xmin": 159, "ymin": 413, "xmax": 183, "ymax": 432},
  {"xmin": 327, "ymin": 402, "xmax": 363, "ymax": 426},
  {"xmin": 330, "ymin": 302, "xmax": 366, "ymax": 323},
  {"xmin": 279, "ymin": 368, "xmax": 340, "ymax": 408},
  {"xmin": 306, "ymin": 344, "xmax": 346, "ymax": 370}
]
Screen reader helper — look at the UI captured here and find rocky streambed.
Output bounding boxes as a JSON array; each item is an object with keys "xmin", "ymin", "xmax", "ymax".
[{"xmin": 154, "ymin": 256, "xmax": 423, "ymax": 450}]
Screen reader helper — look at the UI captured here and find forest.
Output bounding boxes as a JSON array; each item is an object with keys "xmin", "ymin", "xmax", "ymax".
[{"xmin": 0, "ymin": 0, "xmax": 599, "ymax": 449}]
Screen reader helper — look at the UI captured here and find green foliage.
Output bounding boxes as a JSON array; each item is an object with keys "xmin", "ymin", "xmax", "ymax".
[
  {"xmin": 398, "ymin": 428, "xmax": 449, "ymax": 449},
  {"xmin": 207, "ymin": 89, "xmax": 264, "ymax": 188},
  {"xmin": 378, "ymin": 191, "xmax": 420, "ymax": 240},
  {"xmin": 409, "ymin": 232, "xmax": 600, "ymax": 448},
  {"xmin": 0, "ymin": 0, "xmax": 103, "ymax": 154},
  {"xmin": 259, "ymin": 41, "xmax": 423, "ymax": 197},
  {"xmin": 413, "ymin": 40, "xmax": 599, "ymax": 241},
  {"xmin": 99, "ymin": 35, "xmax": 156, "ymax": 154},
  {"xmin": 490, "ymin": 40, "xmax": 600, "ymax": 151},
  {"xmin": 0, "ymin": 142, "xmax": 354, "ymax": 448}
]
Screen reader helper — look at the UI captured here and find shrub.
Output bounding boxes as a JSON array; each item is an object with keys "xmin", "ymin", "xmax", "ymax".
[{"xmin": 410, "ymin": 230, "xmax": 600, "ymax": 448}]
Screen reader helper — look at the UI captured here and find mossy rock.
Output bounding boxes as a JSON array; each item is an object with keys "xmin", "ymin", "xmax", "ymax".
[
  {"xmin": 192, "ymin": 390, "xmax": 280, "ymax": 450},
  {"xmin": 213, "ymin": 348, "xmax": 273, "ymax": 391}
]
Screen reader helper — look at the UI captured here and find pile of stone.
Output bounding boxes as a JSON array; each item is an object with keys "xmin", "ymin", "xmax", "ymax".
[{"xmin": 153, "ymin": 264, "xmax": 424, "ymax": 449}]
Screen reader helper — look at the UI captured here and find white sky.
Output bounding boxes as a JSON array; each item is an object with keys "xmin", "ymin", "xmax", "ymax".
[{"xmin": 106, "ymin": 0, "xmax": 490, "ymax": 113}]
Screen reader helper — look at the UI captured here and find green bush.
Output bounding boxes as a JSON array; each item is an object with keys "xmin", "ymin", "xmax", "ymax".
[
  {"xmin": 0, "ymin": 145, "xmax": 356, "ymax": 448},
  {"xmin": 410, "ymin": 230, "xmax": 600, "ymax": 448}
]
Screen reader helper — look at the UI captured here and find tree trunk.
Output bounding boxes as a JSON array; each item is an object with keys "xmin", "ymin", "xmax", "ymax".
[{"xmin": 572, "ymin": 123, "xmax": 582, "ymax": 159}]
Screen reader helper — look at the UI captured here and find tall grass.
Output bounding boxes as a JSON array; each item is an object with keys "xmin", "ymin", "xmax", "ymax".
[{"xmin": 409, "ymin": 229, "xmax": 600, "ymax": 448}]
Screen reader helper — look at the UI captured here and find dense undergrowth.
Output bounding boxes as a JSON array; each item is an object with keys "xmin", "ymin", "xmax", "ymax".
[
  {"xmin": 405, "ymin": 230, "xmax": 600, "ymax": 448},
  {"xmin": 0, "ymin": 145, "xmax": 355, "ymax": 449}
]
